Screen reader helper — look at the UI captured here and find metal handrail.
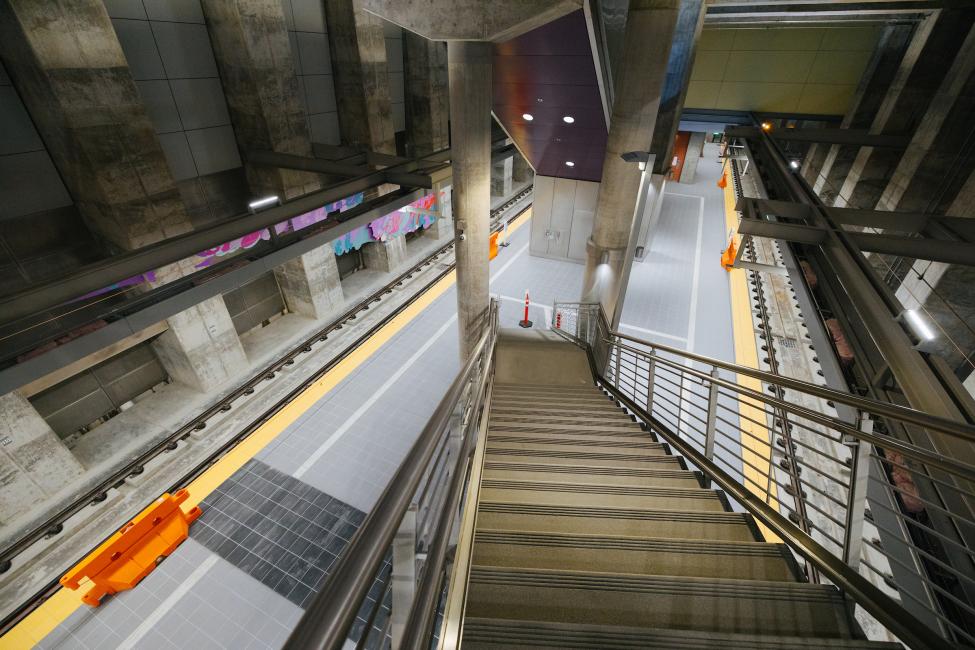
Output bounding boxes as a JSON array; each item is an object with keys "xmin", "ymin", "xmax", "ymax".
[
  {"xmin": 283, "ymin": 301, "xmax": 498, "ymax": 650},
  {"xmin": 602, "ymin": 379, "xmax": 953, "ymax": 650},
  {"xmin": 609, "ymin": 338, "xmax": 975, "ymax": 481},
  {"xmin": 553, "ymin": 301, "xmax": 975, "ymax": 645},
  {"xmin": 612, "ymin": 332, "xmax": 975, "ymax": 443}
]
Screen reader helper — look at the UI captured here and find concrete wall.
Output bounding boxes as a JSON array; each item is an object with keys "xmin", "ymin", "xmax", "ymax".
[
  {"xmin": 529, "ymin": 175, "xmax": 599, "ymax": 263},
  {"xmin": 0, "ymin": 62, "xmax": 104, "ymax": 294},
  {"xmin": 383, "ymin": 20, "xmax": 406, "ymax": 135},
  {"xmin": 281, "ymin": 0, "xmax": 342, "ymax": 145}
]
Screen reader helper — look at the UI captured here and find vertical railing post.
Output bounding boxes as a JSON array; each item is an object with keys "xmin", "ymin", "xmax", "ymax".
[
  {"xmin": 613, "ymin": 340, "xmax": 621, "ymax": 389},
  {"xmin": 843, "ymin": 412, "xmax": 872, "ymax": 570},
  {"xmin": 646, "ymin": 348, "xmax": 657, "ymax": 414},
  {"xmin": 391, "ymin": 503, "xmax": 417, "ymax": 649},
  {"xmin": 703, "ymin": 366, "xmax": 720, "ymax": 487}
]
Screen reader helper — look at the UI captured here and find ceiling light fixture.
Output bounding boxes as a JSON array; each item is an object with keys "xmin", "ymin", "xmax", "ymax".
[
  {"xmin": 563, "ymin": 116, "xmax": 575, "ymax": 124},
  {"xmin": 565, "ymin": 161, "xmax": 575, "ymax": 167},
  {"xmin": 522, "ymin": 113, "xmax": 534, "ymax": 121},
  {"xmin": 248, "ymin": 195, "xmax": 280, "ymax": 211},
  {"xmin": 789, "ymin": 160, "xmax": 800, "ymax": 170}
]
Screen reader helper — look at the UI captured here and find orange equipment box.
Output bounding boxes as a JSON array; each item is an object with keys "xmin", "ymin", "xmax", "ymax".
[
  {"xmin": 489, "ymin": 231, "xmax": 500, "ymax": 260},
  {"xmin": 60, "ymin": 490, "xmax": 202, "ymax": 606}
]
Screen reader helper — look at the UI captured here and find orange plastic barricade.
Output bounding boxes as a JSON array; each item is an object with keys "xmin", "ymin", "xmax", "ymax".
[
  {"xmin": 60, "ymin": 490, "xmax": 202, "ymax": 606},
  {"xmin": 721, "ymin": 237, "xmax": 737, "ymax": 271},
  {"xmin": 489, "ymin": 231, "xmax": 499, "ymax": 260}
]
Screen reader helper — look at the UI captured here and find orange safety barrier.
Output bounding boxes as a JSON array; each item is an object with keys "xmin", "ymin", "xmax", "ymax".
[
  {"xmin": 489, "ymin": 231, "xmax": 499, "ymax": 260},
  {"xmin": 721, "ymin": 237, "xmax": 737, "ymax": 271},
  {"xmin": 60, "ymin": 490, "xmax": 202, "ymax": 606}
]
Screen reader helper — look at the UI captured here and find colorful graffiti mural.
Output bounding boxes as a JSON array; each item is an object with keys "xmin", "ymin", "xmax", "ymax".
[
  {"xmin": 72, "ymin": 193, "xmax": 365, "ymax": 304},
  {"xmin": 334, "ymin": 191, "xmax": 444, "ymax": 256}
]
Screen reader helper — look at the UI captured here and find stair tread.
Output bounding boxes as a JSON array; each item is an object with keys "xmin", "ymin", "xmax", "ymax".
[
  {"xmin": 472, "ymin": 530, "xmax": 795, "ymax": 581},
  {"xmin": 466, "ymin": 567, "xmax": 858, "ymax": 638},
  {"xmin": 485, "ymin": 446, "xmax": 680, "ymax": 466},
  {"xmin": 487, "ymin": 431, "xmax": 662, "ymax": 447},
  {"xmin": 479, "ymin": 479, "xmax": 727, "ymax": 512},
  {"xmin": 462, "ymin": 618, "xmax": 902, "ymax": 649},
  {"xmin": 485, "ymin": 440, "xmax": 669, "ymax": 458},
  {"xmin": 482, "ymin": 462, "xmax": 699, "ymax": 487}
]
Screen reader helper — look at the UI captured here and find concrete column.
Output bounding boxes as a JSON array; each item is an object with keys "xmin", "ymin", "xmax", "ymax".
[
  {"xmin": 649, "ymin": 0, "xmax": 706, "ymax": 176},
  {"xmin": 491, "ymin": 156, "xmax": 514, "ymax": 197},
  {"xmin": 0, "ymin": 0, "xmax": 250, "ymax": 394},
  {"xmin": 151, "ymin": 298, "xmax": 249, "ymax": 393},
  {"xmin": 834, "ymin": 9, "xmax": 974, "ymax": 209},
  {"xmin": 324, "ymin": 0, "xmax": 396, "ymax": 154},
  {"xmin": 679, "ymin": 131, "xmax": 706, "ymax": 184},
  {"xmin": 513, "ymin": 153, "xmax": 534, "ymax": 183},
  {"xmin": 362, "ymin": 236, "xmax": 408, "ymax": 273},
  {"xmin": 815, "ymin": 23, "xmax": 915, "ymax": 204},
  {"xmin": 202, "ymin": 0, "xmax": 320, "ymax": 199},
  {"xmin": 582, "ymin": 0, "xmax": 679, "ymax": 324},
  {"xmin": 448, "ymin": 41, "xmax": 492, "ymax": 359},
  {"xmin": 274, "ymin": 246, "xmax": 346, "ymax": 320},
  {"xmin": 0, "ymin": 0, "xmax": 191, "ymax": 251},
  {"xmin": 0, "ymin": 392, "xmax": 85, "ymax": 524},
  {"xmin": 404, "ymin": 33, "xmax": 449, "ymax": 157}
]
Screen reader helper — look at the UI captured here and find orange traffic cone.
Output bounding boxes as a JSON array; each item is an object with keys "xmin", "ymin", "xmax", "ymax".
[
  {"xmin": 721, "ymin": 238, "xmax": 737, "ymax": 271},
  {"xmin": 717, "ymin": 172, "xmax": 727, "ymax": 189}
]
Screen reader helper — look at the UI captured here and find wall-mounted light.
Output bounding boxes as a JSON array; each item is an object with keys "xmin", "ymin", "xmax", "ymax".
[
  {"xmin": 761, "ymin": 122, "xmax": 773, "ymax": 131},
  {"xmin": 562, "ymin": 116, "xmax": 575, "ymax": 124},
  {"xmin": 522, "ymin": 113, "xmax": 534, "ymax": 121},
  {"xmin": 599, "ymin": 250, "xmax": 609, "ymax": 265},
  {"xmin": 789, "ymin": 160, "xmax": 800, "ymax": 170},
  {"xmin": 565, "ymin": 161, "xmax": 575, "ymax": 167},
  {"xmin": 638, "ymin": 161, "xmax": 647, "ymax": 171},
  {"xmin": 248, "ymin": 195, "xmax": 280, "ymax": 211},
  {"xmin": 905, "ymin": 309, "xmax": 936, "ymax": 341}
]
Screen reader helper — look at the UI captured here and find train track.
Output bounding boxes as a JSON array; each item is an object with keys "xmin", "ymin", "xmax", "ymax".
[{"xmin": 0, "ymin": 187, "xmax": 533, "ymax": 635}]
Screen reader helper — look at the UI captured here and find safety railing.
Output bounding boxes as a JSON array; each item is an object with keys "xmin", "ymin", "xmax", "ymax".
[
  {"xmin": 283, "ymin": 300, "xmax": 499, "ymax": 650},
  {"xmin": 553, "ymin": 301, "xmax": 975, "ymax": 649}
]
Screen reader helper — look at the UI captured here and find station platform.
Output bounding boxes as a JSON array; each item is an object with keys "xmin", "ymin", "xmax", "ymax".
[{"xmin": 5, "ymin": 146, "xmax": 747, "ymax": 650}]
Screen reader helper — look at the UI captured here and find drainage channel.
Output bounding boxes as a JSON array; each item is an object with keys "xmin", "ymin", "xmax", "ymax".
[{"xmin": 0, "ymin": 189, "xmax": 533, "ymax": 635}]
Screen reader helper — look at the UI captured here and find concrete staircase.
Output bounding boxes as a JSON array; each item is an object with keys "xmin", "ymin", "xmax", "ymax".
[{"xmin": 461, "ymin": 341, "xmax": 902, "ymax": 648}]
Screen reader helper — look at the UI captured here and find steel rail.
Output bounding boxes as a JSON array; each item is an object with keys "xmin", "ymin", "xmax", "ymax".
[{"xmin": 0, "ymin": 194, "xmax": 532, "ymax": 636}]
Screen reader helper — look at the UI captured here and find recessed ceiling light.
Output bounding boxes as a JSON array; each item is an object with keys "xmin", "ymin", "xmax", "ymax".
[
  {"xmin": 536, "ymin": 98, "xmax": 543, "ymax": 102},
  {"xmin": 789, "ymin": 160, "xmax": 800, "ymax": 169},
  {"xmin": 565, "ymin": 161, "xmax": 575, "ymax": 167},
  {"xmin": 522, "ymin": 113, "xmax": 534, "ymax": 121},
  {"xmin": 563, "ymin": 116, "xmax": 575, "ymax": 124}
]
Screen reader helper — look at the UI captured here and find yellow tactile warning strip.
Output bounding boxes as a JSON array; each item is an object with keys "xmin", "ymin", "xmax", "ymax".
[
  {"xmin": 721, "ymin": 177, "xmax": 781, "ymax": 544},
  {"xmin": 0, "ymin": 209, "xmax": 532, "ymax": 649}
]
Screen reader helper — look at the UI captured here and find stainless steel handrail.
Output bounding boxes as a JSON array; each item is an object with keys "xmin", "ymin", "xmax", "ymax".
[
  {"xmin": 552, "ymin": 301, "xmax": 975, "ymax": 645},
  {"xmin": 610, "ymin": 338, "xmax": 975, "ymax": 481},
  {"xmin": 613, "ymin": 330, "xmax": 975, "ymax": 442},
  {"xmin": 603, "ymin": 379, "xmax": 953, "ymax": 650},
  {"xmin": 283, "ymin": 302, "xmax": 497, "ymax": 650}
]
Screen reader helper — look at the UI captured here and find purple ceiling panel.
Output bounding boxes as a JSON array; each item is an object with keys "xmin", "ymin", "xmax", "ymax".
[{"xmin": 493, "ymin": 10, "xmax": 608, "ymax": 182}]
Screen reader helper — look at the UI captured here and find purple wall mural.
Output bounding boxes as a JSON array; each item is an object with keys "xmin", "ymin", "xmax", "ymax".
[{"xmin": 333, "ymin": 191, "xmax": 443, "ymax": 256}]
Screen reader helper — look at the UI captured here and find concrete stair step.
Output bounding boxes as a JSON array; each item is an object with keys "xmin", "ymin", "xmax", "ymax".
[
  {"xmin": 493, "ymin": 383, "xmax": 601, "ymax": 395},
  {"xmin": 488, "ymin": 421, "xmax": 646, "ymax": 437},
  {"xmin": 462, "ymin": 619, "xmax": 904, "ymax": 649},
  {"xmin": 494, "ymin": 396, "xmax": 621, "ymax": 410},
  {"xmin": 475, "ymin": 502, "xmax": 761, "ymax": 541},
  {"xmin": 490, "ymin": 413, "xmax": 641, "ymax": 429},
  {"xmin": 491, "ymin": 403, "xmax": 625, "ymax": 417},
  {"xmin": 465, "ymin": 567, "xmax": 859, "ymax": 638},
  {"xmin": 482, "ymin": 461, "xmax": 700, "ymax": 488},
  {"xmin": 472, "ymin": 530, "xmax": 796, "ymax": 581},
  {"xmin": 485, "ymin": 446, "xmax": 680, "ymax": 468},
  {"xmin": 478, "ymin": 479, "xmax": 727, "ymax": 512},
  {"xmin": 487, "ymin": 431, "xmax": 662, "ymax": 449},
  {"xmin": 485, "ymin": 439, "xmax": 668, "ymax": 459}
]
